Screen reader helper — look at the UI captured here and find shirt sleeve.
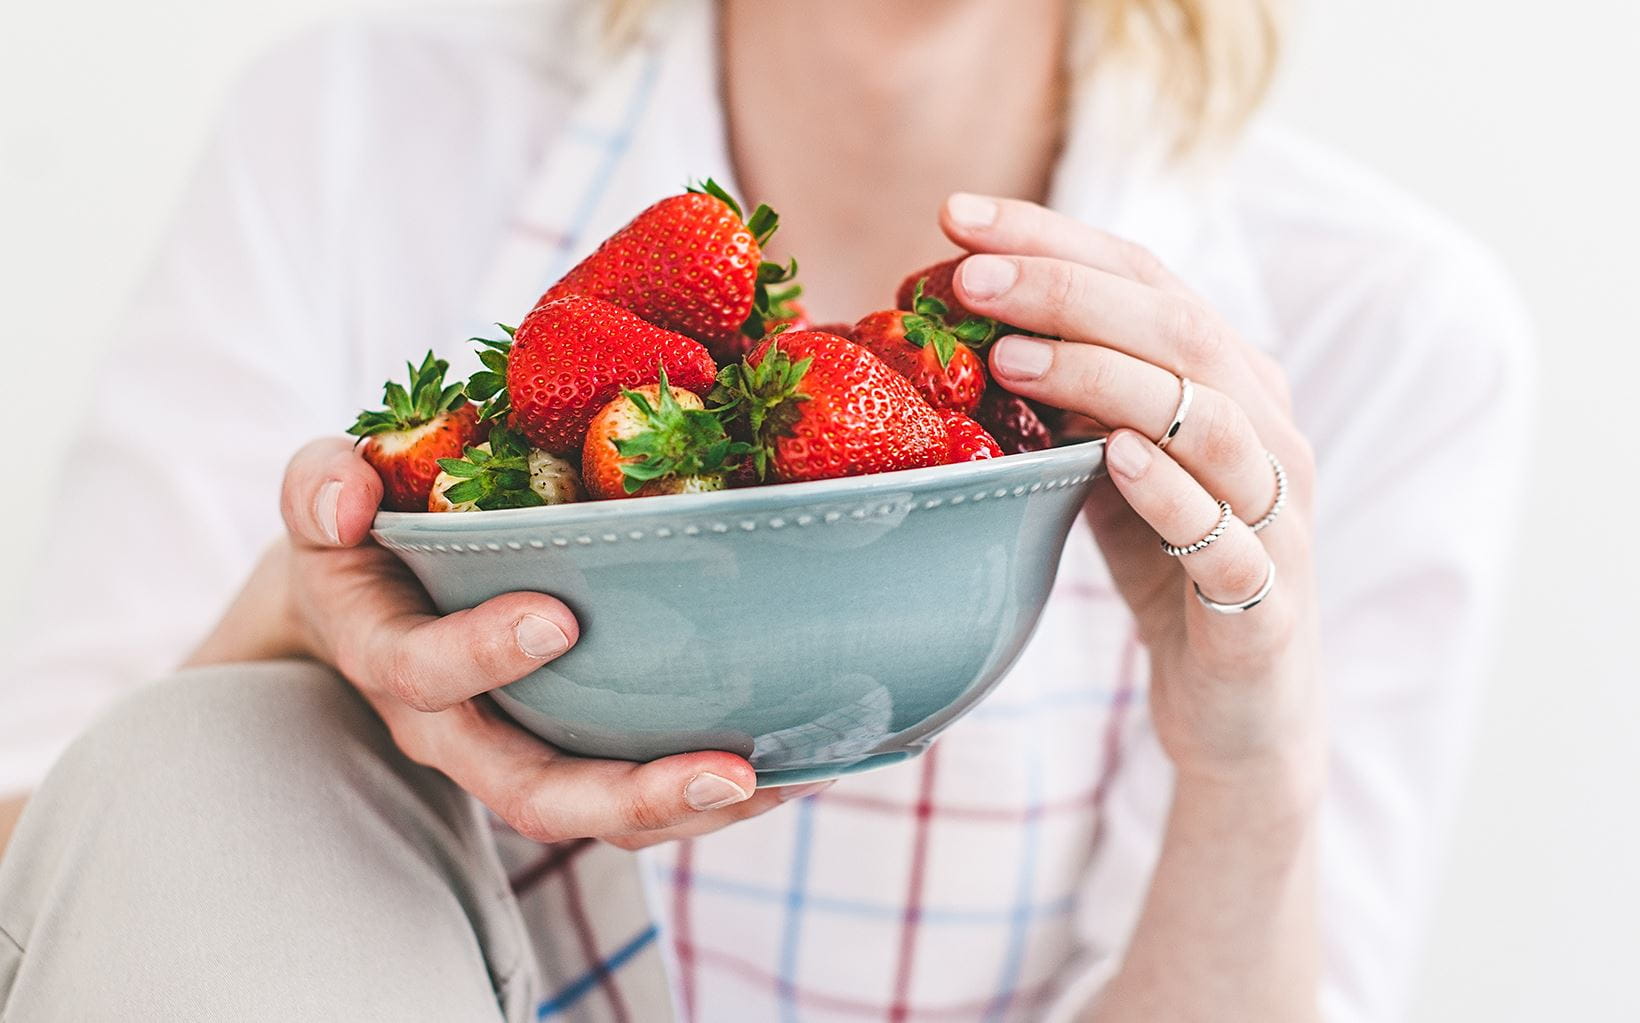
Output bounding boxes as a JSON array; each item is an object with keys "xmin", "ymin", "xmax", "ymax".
[
  {"xmin": 0, "ymin": 31, "xmax": 360, "ymax": 796},
  {"xmin": 1043, "ymin": 237, "xmax": 1536, "ymax": 1021}
]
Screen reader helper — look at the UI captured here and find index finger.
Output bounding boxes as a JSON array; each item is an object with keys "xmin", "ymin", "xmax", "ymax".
[{"xmin": 939, "ymin": 193, "xmax": 1196, "ymax": 298}]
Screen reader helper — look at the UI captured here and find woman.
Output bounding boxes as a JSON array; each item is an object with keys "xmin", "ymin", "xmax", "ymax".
[{"xmin": 0, "ymin": 0, "xmax": 1529, "ymax": 1020}]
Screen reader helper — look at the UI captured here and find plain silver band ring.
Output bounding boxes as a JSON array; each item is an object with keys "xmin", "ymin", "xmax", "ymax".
[
  {"xmin": 1246, "ymin": 450, "xmax": 1288, "ymax": 535},
  {"xmin": 1156, "ymin": 376, "xmax": 1194, "ymax": 451},
  {"xmin": 1161, "ymin": 499, "xmax": 1233, "ymax": 557},
  {"xmin": 1195, "ymin": 556, "xmax": 1278, "ymax": 615}
]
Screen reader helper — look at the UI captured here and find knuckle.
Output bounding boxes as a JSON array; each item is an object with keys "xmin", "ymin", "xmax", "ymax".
[
  {"xmin": 1162, "ymin": 300, "xmax": 1223, "ymax": 369},
  {"xmin": 379, "ymin": 649, "xmax": 440, "ymax": 713},
  {"xmin": 1194, "ymin": 395, "xmax": 1255, "ymax": 468},
  {"xmin": 503, "ymin": 793, "xmax": 566, "ymax": 845},
  {"xmin": 1211, "ymin": 551, "xmax": 1270, "ymax": 604},
  {"xmin": 1043, "ymin": 262, "xmax": 1084, "ymax": 322},
  {"xmin": 603, "ymin": 834, "xmax": 653, "ymax": 852},
  {"xmin": 1158, "ymin": 489, "xmax": 1200, "ymax": 532},
  {"xmin": 620, "ymin": 791, "xmax": 677, "ymax": 835},
  {"xmin": 1069, "ymin": 349, "xmax": 1120, "ymax": 403},
  {"xmin": 1118, "ymin": 239, "xmax": 1167, "ymax": 284},
  {"xmin": 469, "ymin": 624, "xmax": 523, "ymax": 685}
]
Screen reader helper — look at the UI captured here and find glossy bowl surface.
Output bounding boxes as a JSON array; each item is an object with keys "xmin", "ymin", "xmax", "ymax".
[{"xmin": 373, "ymin": 439, "xmax": 1105, "ymax": 785}]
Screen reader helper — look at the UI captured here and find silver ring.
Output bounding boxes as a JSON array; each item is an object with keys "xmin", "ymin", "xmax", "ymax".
[
  {"xmin": 1245, "ymin": 450, "xmax": 1288, "ymax": 535},
  {"xmin": 1161, "ymin": 499, "xmax": 1232, "ymax": 557},
  {"xmin": 1155, "ymin": 376, "xmax": 1194, "ymax": 451},
  {"xmin": 1194, "ymin": 556, "xmax": 1277, "ymax": 615}
]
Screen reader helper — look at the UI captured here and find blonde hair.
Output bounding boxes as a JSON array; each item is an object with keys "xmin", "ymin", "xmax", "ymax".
[{"xmin": 600, "ymin": 0, "xmax": 1285, "ymax": 158}]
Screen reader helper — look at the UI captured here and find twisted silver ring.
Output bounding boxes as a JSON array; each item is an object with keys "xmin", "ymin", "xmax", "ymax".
[
  {"xmin": 1155, "ymin": 376, "xmax": 1194, "ymax": 451},
  {"xmin": 1195, "ymin": 556, "xmax": 1277, "ymax": 615},
  {"xmin": 1246, "ymin": 450, "xmax": 1288, "ymax": 534},
  {"xmin": 1161, "ymin": 499, "xmax": 1233, "ymax": 557}
]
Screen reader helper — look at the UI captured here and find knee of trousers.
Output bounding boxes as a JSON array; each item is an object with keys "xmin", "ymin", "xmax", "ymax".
[{"xmin": 26, "ymin": 659, "xmax": 468, "ymax": 845}]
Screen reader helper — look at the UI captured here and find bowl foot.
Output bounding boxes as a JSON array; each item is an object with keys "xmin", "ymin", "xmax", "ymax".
[{"xmin": 754, "ymin": 749, "xmax": 921, "ymax": 787}]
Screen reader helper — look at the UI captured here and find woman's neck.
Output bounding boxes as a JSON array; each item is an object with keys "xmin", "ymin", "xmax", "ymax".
[{"xmin": 719, "ymin": 0, "xmax": 1070, "ymax": 320}]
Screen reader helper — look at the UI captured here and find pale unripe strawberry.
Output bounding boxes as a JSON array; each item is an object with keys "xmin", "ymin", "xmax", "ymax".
[
  {"xmin": 581, "ymin": 372, "xmax": 748, "ymax": 500},
  {"xmin": 428, "ymin": 433, "xmax": 586, "ymax": 512},
  {"xmin": 527, "ymin": 448, "xmax": 585, "ymax": 505}
]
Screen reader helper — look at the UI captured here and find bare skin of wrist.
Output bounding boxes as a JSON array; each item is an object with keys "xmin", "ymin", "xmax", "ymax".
[
  {"xmin": 0, "ymin": 794, "xmax": 25, "ymax": 856},
  {"xmin": 184, "ymin": 540, "xmax": 308, "ymax": 668},
  {"xmin": 1086, "ymin": 764, "xmax": 1322, "ymax": 1023}
]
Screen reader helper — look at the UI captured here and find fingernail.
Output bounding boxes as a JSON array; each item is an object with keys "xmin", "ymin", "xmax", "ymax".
[
  {"xmin": 777, "ymin": 781, "xmax": 835, "ymax": 803},
  {"xmin": 515, "ymin": 614, "xmax": 570, "ymax": 659},
  {"xmin": 1105, "ymin": 432, "xmax": 1153, "ymax": 480},
  {"xmin": 685, "ymin": 772, "xmax": 750, "ymax": 811},
  {"xmin": 315, "ymin": 480, "xmax": 342, "ymax": 545},
  {"xmin": 991, "ymin": 335, "xmax": 1053, "ymax": 381},
  {"xmin": 960, "ymin": 254, "xmax": 1017, "ymax": 300},
  {"xmin": 947, "ymin": 192, "xmax": 998, "ymax": 229}
]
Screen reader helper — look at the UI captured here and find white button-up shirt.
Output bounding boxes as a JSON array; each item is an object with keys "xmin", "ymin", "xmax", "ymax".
[{"xmin": 0, "ymin": 2, "xmax": 1533, "ymax": 1020}]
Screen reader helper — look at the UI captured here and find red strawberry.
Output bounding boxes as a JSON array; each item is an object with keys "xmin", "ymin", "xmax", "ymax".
[
  {"xmin": 808, "ymin": 322, "xmax": 857, "ymax": 340},
  {"xmin": 898, "ymin": 258, "xmax": 1034, "ymax": 344},
  {"xmin": 582, "ymin": 369, "xmax": 749, "ymax": 500},
  {"xmin": 851, "ymin": 281, "xmax": 996, "ymax": 414},
  {"xmin": 973, "ymin": 386, "xmax": 1054, "ymax": 455},
  {"xmin": 470, "ymin": 295, "xmax": 717, "ymax": 454},
  {"xmin": 535, "ymin": 179, "xmax": 794, "ymax": 363},
  {"xmin": 714, "ymin": 331, "xmax": 946, "ymax": 483},
  {"xmin": 938, "ymin": 409, "xmax": 1003, "ymax": 462},
  {"xmin": 896, "ymin": 257, "xmax": 965, "ymax": 316},
  {"xmin": 347, "ymin": 352, "xmax": 485, "ymax": 511}
]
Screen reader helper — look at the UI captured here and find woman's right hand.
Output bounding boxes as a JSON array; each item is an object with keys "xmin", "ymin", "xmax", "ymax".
[{"xmin": 257, "ymin": 437, "xmax": 814, "ymax": 849}]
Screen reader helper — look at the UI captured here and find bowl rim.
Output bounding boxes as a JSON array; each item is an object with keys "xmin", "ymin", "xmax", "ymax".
[{"xmin": 374, "ymin": 437, "xmax": 1106, "ymax": 533}]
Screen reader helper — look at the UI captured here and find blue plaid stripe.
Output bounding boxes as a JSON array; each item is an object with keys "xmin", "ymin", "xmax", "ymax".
[
  {"xmin": 983, "ymin": 739, "xmax": 1048, "ymax": 1020},
  {"xmin": 776, "ymin": 797, "xmax": 819, "ymax": 1022},
  {"xmin": 543, "ymin": 46, "xmax": 664, "ymax": 282},
  {"xmin": 537, "ymin": 924, "xmax": 659, "ymax": 1019},
  {"xmin": 654, "ymin": 865, "xmax": 1077, "ymax": 925}
]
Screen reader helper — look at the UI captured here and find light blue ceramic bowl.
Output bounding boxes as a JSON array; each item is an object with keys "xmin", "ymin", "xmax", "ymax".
[{"xmin": 372, "ymin": 438, "xmax": 1105, "ymax": 785}]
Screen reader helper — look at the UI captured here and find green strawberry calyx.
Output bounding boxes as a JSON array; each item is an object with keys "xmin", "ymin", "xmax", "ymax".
[
  {"xmin": 901, "ymin": 278, "xmax": 999, "ymax": 369},
  {"xmin": 613, "ymin": 367, "xmax": 753, "ymax": 494},
  {"xmin": 688, "ymin": 178, "xmax": 780, "ymax": 246},
  {"xmin": 710, "ymin": 340, "xmax": 814, "ymax": 480},
  {"xmin": 463, "ymin": 324, "xmax": 517, "ymax": 423},
  {"xmin": 347, "ymin": 350, "xmax": 467, "ymax": 439},
  {"xmin": 434, "ymin": 424, "xmax": 544, "ymax": 511},
  {"xmin": 741, "ymin": 257, "xmax": 801, "ymax": 340}
]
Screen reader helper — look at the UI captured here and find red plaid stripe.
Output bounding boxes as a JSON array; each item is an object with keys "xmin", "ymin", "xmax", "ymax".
[
  {"xmin": 509, "ymin": 838, "xmax": 595, "ymax": 895},
  {"xmin": 672, "ymin": 838, "xmax": 699, "ymax": 1020},
  {"xmin": 562, "ymin": 856, "xmax": 634, "ymax": 1023},
  {"xmin": 692, "ymin": 946, "xmax": 1065, "ymax": 1019},
  {"xmin": 887, "ymin": 747, "xmax": 941, "ymax": 1021}
]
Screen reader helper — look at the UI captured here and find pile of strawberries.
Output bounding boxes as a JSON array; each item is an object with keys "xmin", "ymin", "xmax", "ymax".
[{"xmin": 349, "ymin": 181, "xmax": 1059, "ymax": 512}]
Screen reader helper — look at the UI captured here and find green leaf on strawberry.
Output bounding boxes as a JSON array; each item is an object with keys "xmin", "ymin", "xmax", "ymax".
[
  {"xmin": 611, "ymin": 367, "xmax": 753, "ymax": 494},
  {"xmin": 435, "ymin": 425, "xmax": 546, "ymax": 510},
  {"xmin": 347, "ymin": 351, "xmax": 468, "ymax": 439},
  {"xmin": 899, "ymin": 279, "xmax": 999, "ymax": 370},
  {"xmin": 463, "ymin": 327, "xmax": 516, "ymax": 423},
  {"xmin": 710, "ymin": 341, "xmax": 815, "ymax": 480}
]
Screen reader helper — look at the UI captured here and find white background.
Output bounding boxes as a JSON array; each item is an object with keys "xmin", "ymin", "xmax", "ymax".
[{"xmin": 2, "ymin": 2, "xmax": 1636, "ymax": 1019}]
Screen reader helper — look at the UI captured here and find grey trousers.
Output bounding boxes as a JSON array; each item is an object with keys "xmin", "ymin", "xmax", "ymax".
[{"xmin": 0, "ymin": 661, "xmax": 541, "ymax": 1022}]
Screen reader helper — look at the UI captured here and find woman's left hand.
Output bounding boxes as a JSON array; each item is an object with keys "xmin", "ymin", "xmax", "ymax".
[{"xmin": 940, "ymin": 193, "xmax": 1323, "ymax": 797}]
